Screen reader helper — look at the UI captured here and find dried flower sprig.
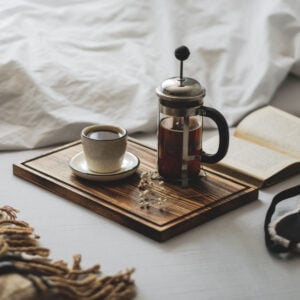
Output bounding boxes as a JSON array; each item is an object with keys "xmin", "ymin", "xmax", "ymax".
[{"xmin": 137, "ymin": 170, "xmax": 167, "ymax": 210}]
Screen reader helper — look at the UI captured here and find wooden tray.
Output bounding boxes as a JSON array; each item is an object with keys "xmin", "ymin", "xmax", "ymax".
[{"xmin": 13, "ymin": 139, "xmax": 258, "ymax": 242}]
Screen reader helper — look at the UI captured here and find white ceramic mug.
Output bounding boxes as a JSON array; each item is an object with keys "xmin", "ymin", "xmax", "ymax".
[{"xmin": 81, "ymin": 125, "xmax": 127, "ymax": 173}]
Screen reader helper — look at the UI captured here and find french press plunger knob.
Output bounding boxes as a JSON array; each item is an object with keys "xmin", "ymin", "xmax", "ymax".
[{"xmin": 156, "ymin": 45, "xmax": 229, "ymax": 187}]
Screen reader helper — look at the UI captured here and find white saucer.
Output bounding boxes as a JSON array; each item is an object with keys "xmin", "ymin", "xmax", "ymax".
[{"xmin": 69, "ymin": 151, "xmax": 140, "ymax": 182}]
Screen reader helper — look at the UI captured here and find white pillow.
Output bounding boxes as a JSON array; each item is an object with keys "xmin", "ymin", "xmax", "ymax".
[{"xmin": 0, "ymin": 0, "xmax": 299, "ymax": 149}]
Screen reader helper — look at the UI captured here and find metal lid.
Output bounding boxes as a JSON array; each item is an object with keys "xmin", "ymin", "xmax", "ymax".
[
  {"xmin": 156, "ymin": 76, "xmax": 205, "ymax": 104},
  {"xmin": 156, "ymin": 46, "xmax": 206, "ymax": 106}
]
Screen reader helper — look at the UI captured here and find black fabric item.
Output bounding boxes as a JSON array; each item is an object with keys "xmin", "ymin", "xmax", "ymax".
[
  {"xmin": 264, "ymin": 185, "xmax": 300, "ymax": 254},
  {"xmin": 276, "ymin": 213, "xmax": 300, "ymax": 242}
]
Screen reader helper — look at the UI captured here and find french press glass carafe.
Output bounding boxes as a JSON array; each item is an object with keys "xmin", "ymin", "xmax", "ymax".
[{"xmin": 156, "ymin": 46, "xmax": 229, "ymax": 186}]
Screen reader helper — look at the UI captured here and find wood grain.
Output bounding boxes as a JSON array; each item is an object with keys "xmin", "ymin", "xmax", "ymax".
[{"xmin": 13, "ymin": 138, "xmax": 258, "ymax": 241}]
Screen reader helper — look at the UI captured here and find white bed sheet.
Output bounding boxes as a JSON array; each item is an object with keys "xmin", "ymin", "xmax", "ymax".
[{"xmin": 0, "ymin": 0, "xmax": 300, "ymax": 150}]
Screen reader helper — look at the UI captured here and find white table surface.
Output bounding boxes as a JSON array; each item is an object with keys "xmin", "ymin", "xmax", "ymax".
[{"xmin": 1, "ymin": 133, "xmax": 300, "ymax": 300}]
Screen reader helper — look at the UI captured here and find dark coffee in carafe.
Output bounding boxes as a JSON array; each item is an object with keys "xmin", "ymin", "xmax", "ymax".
[{"xmin": 158, "ymin": 117, "xmax": 202, "ymax": 180}]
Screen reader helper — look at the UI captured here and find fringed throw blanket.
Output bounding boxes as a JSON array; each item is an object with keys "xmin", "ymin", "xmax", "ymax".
[{"xmin": 0, "ymin": 206, "xmax": 136, "ymax": 300}]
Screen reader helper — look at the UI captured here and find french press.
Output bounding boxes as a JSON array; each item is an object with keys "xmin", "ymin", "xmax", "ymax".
[{"xmin": 156, "ymin": 46, "xmax": 229, "ymax": 186}]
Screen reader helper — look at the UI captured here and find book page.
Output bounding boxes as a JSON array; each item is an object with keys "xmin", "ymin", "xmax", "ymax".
[
  {"xmin": 234, "ymin": 106, "xmax": 300, "ymax": 159},
  {"xmin": 203, "ymin": 136, "xmax": 298, "ymax": 180}
]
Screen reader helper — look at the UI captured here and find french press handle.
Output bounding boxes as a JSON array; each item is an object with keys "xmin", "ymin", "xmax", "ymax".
[{"xmin": 200, "ymin": 106, "xmax": 229, "ymax": 164}]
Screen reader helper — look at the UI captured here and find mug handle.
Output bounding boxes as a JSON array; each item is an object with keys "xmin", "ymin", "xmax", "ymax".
[{"xmin": 200, "ymin": 106, "xmax": 229, "ymax": 164}]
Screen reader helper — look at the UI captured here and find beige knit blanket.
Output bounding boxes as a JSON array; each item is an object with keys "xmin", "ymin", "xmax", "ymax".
[{"xmin": 0, "ymin": 206, "xmax": 136, "ymax": 300}]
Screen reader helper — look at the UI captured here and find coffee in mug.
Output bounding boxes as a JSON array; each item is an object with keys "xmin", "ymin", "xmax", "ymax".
[
  {"xmin": 81, "ymin": 125, "xmax": 127, "ymax": 173},
  {"xmin": 87, "ymin": 130, "xmax": 121, "ymax": 140}
]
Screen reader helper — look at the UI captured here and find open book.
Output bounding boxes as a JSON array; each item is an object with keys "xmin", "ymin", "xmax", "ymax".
[{"xmin": 203, "ymin": 106, "xmax": 300, "ymax": 187}]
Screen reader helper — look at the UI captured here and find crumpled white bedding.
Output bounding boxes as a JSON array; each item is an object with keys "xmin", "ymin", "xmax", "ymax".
[{"xmin": 0, "ymin": 0, "xmax": 300, "ymax": 150}]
